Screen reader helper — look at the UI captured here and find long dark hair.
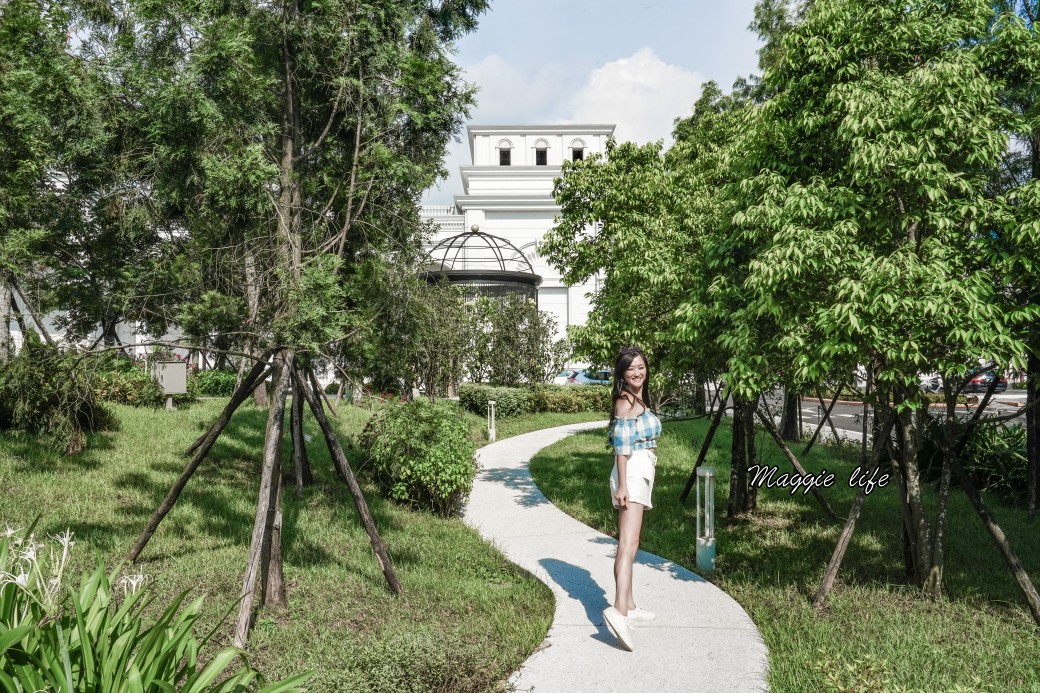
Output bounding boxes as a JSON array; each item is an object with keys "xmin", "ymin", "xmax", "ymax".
[{"xmin": 606, "ymin": 345, "xmax": 653, "ymax": 448}]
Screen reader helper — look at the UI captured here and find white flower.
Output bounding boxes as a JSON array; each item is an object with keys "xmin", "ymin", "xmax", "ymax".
[
  {"xmin": 1, "ymin": 526, "xmax": 17, "ymax": 539},
  {"xmin": 52, "ymin": 530, "xmax": 75, "ymax": 551},
  {"xmin": 14, "ymin": 571, "xmax": 28, "ymax": 588},
  {"xmin": 119, "ymin": 569, "xmax": 148, "ymax": 595}
]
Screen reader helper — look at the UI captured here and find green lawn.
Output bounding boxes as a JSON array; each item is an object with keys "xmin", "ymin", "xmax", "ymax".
[
  {"xmin": 0, "ymin": 399, "xmax": 600, "ymax": 691},
  {"xmin": 528, "ymin": 418, "xmax": 1040, "ymax": 693}
]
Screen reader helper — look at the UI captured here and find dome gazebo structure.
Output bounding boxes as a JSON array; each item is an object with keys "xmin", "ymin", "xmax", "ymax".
[{"xmin": 420, "ymin": 224, "xmax": 542, "ymax": 305}]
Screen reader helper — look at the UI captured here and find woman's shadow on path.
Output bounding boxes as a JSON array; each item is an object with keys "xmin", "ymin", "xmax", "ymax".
[{"xmin": 538, "ymin": 557, "xmax": 628, "ymax": 651}]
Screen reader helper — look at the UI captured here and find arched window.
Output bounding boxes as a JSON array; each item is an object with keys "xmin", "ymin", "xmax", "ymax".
[
  {"xmin": 570, "ymin": 138, "xmax": 586, "ymax": 162},
  {"xmin": 497, "ymin": 139, "xmax": 513, "ymax": 166},
  {"xmin": 533, "ymin": 138, "xmax": 550, "ymax": 166}
]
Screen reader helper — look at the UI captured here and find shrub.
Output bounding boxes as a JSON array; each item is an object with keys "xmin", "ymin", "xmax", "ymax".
[
  {"xmin": 921, "ymin": 420, "xmax": 1028, "ymax": 503},
  {"xmin": 194, "ymin": 369, "xmax": 239, "ymax": 397},
  {"xmin": 0, "ymin": 523, "xmax": 312, "ymax": 691},
  {"xmin": 527, "ymin": 383, "xmax": 584, "ymax": 413},
  {"xmin": 961, "ymin": 422, "xmax": 1028, "ymax": 499},
  {"xmin": 357, "ymin": 400, "xmax": 478, "ymax": 516},
  {"xmin": 457, "ymin": 383, "xmax": 532, "ymax": 418},
  {"xmin": 94, "ymin": 368, "xmax": 166, "ymax": 408},
  {"xmin": 91, "ymin": 355, "xmax": 200, "ymax": 408},
  {"xmin": 0, "ymin": 333, "xmax": 116, "ymax": 454}
]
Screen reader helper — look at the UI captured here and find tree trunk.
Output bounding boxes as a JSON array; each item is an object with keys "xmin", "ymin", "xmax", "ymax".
[
  {"xmin": 290, "ymin": 375, "xmax": 312, "ymax": 496},
  {"xmin": 129, "ymin": 356, "xmax": 272, "ymax": 562},
  {"xmin": 244, "ymin": 248, "xmax": 266, "ymax": 407},
  {"xmin": 746, "ymin": 397, "xmax": 759, "ymax": 511},
  {"xmin": 680, "ymin": 386, "xmax": 728, "ymax": 503},
  {"xmin": 814, "ymin": 414, "xmax": 897, "ymax": 610},
  {"xmin": 1027, "ymin": 348, "xmax": 1039, "ymax": 522},
  {"xmin": 334, "ymin": 379, "xmax": 345, "ymax": 409},
  {"xmin": 924, "ymin": 444, "xmax": 953, "ymax": 598},
  {"xmin": 0, "ymin": 276, "xmax": 12, "ymax": 363},
  {"xmin": 234, "ymin": 355, "xmax": 291, "ymax": 647},
  {"xmin": 294, "ymin": 366, "xmax": 403, "ymax": 595},
  {"xmin": 727, "ymin": 398, "xmax": 750, "ymax": 519},
  {"xmin": 692, "ymin": 375, "xmax": 707, "ymax": 416},
  {"xmin": 936, "ymin": 434, "xmax": 1040, "ymax": 626},
  {"xmin": 754, "ymin": 408, "xmax": 837, "ymax": 518},
  {"xmin": 780, "ymin": 387, "xmax": 800, "ymax": 441},
  {"xmin": 898, "ymin": 401, "xmax": 933, "ymax": 587},
  {"xmin": 10, "ymin": 277, "xmax": 55, "ymax": 346}
]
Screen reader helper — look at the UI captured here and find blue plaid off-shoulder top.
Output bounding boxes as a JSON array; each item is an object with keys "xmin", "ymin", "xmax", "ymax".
[{"xmin": 610, "ymin": 408, "xmax": 662, "ymax": 456}]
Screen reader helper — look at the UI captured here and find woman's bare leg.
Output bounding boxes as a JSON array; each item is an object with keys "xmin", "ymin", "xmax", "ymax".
[{"xmin": 614, "ymin": 502, "xmax": 645, "ymax": 615}]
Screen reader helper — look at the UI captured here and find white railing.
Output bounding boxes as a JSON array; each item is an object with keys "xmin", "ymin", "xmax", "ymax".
[{"xmin": 420, "ymin": 204, "xmax": 459, "ymax": 216}]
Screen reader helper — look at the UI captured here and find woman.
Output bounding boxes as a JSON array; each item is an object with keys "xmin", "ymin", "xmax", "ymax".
[{"xmin": 602, "ymin": 345, "xmax": 662, "ymax": 651}]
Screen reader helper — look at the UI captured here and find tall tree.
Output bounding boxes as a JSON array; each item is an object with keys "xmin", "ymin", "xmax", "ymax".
[
  {"xmin": 55, "ymin": 0, "xmax": 493, "ymax": 645},
  {"xmin": 738, "ymin": 0, "xmax": 1040, "ymax": 616},
  {"xmin": 989, "ymin": 1, "xmax": 1040, "ymax": 521}
]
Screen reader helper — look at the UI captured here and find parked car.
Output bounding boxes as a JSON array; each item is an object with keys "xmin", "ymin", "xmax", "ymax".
[
  {"xmin": 553, "ymin": 369, "xmax": 580, "ymax": 385},
  {"xmin": 962, "ymin": 366, "xmax": 1007, "ymax": 394},
  {"xmin": 553, "ymin": 368, "xmax": 613, "ymax": 386},
  {"xmin": 580, "ymin": 369, "xmax": 613, "ymax": 386}
]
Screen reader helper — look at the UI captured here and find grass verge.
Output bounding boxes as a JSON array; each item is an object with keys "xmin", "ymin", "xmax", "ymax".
[
  {"xmin": 528, "ymin": 417, "xmax": 1040, "ymax": 692},
  {"xmin": 0, "ymin": 400, "xmax": 600, "ymax": 691}
]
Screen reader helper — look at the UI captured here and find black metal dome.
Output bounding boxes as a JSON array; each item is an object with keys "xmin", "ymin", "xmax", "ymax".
[{"xmin": 420, "ymin": 227, "xmax": 542, "ymax": 304}]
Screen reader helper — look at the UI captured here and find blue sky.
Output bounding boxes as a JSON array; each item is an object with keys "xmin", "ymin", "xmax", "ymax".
[{"xmin": 422, "ymin": 1, "xmax": 764, "ymax": 204}]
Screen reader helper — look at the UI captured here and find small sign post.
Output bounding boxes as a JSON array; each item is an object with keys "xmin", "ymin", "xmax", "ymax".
[
  {"xmin": 696, "ymin": 466, "xmax": 716, "ymax": 572},
  {"xmin": 151, "ymin": 360, "xmax": 187, "ymax": 411},
  {"xmin": 487, "ymin": 400, "xmax": 496, "ymax": 442}
]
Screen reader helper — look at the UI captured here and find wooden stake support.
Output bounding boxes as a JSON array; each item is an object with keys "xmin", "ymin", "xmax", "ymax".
[{"xmin": 293, "ymin": 365, "xmax": 403, "ymax": 595}]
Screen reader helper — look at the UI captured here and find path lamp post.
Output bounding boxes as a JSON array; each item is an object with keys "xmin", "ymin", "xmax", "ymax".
[
  {"xmin": 487, "ymin": 400, "xmax": 497, "ymax": 442},
  {"xmin": 696, "ymin": 466, "xmax": 716, "ymax": 572}
]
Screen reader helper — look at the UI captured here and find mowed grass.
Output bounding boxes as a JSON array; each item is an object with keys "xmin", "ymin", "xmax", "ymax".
[
  {"xmin": 528, "ymin": 418, "xmax": 1040, "ymax": 693},
  {"xmin": 0, "ymin": 399, "xmax": 601, "ymax": 691}
]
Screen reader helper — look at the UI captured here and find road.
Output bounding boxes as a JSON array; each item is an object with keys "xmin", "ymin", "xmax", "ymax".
[{"xmin": 704, "ymin": 388, "xmax": 1029, "ymax": 437}]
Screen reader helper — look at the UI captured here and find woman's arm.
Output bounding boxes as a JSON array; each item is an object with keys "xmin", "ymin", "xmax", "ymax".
[{"xmin": 613, "ymin": 397, "xmax": 635, "ymax": 507}]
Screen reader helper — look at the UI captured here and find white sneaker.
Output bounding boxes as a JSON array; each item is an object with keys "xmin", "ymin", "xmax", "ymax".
[
  {"xmin": 627, "ymin": 607, "xmax": 656, "ymax": 623},
  {"xmin": 602, "ymin": 607, "xmax": 635, "ymax": 650}
]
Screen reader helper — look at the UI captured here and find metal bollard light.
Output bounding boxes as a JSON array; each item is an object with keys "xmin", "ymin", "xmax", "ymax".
[
  {"xmin": 696, "ymin": 466, "xmax": 717, "ymax": 573},
  {"xmin": 487, "ymin": 400, "xmax": 497, "ymax": 442}
]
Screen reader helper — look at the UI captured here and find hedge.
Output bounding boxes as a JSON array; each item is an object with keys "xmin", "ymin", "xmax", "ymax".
[{"xmin": 458, "ymin": 382, "xmax": 611, "ymax": 417}]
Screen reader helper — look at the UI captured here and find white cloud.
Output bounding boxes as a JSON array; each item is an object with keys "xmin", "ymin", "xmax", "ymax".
[{"xmin": 566, "ymin": 48, "xmax": 704, "ymax": 145}]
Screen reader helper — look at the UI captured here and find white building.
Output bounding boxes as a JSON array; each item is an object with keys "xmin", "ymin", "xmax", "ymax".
[{"xmin": 421, "ymin": 124, "xmax": 613, "ymax": 369}]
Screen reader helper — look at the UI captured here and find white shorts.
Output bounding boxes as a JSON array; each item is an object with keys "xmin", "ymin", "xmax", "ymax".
[{"xmin": 610, "ymin": 448, "xmax": 657, "ymax": 509}]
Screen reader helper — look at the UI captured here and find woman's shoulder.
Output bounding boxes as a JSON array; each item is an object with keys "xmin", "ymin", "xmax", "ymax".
[{"xmin": 613, "ymin": 394, "xmax": 642, "ymax": 418}]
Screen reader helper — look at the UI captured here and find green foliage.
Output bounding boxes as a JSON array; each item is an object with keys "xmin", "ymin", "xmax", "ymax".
[
  {"xmin": 93, "ymin": 369, "xmax": 165, "ymax": 408},
  {"xmin": 923, "ymin": 420, "xmax": 1029, "ymax": 503},
  {"xmin": 457, "ymin": 384, "xmax": 532, "ymax": 418},
  {"xmin": 0, "ymin": 333, "xmax": 115, "ymax": 454},
  {"xmin": 275, "ymin": 256, "xmax": 351, "ymax": 355},
  {"xmin": 526, "ymin": 384, "xmax": 611, "ymax": 414},
  {"xmin": 457, "ymin": 383, "xmax": 611, "ymax": 417},
  {"xmin": 194, "ymin": 369, "xmax": 238, "ymax": 397},
  {"xmin": 963, "ymin": 423, "xmax": 1029, "ymax": 499},
  {"xmin": 466, "ymin": 294, "xmax": 569, "ymax": 387},
  {"xmin": 357, "ymin": 400, "xmax": 477, "ymax": 516},
  {"xmin": 0, "ymin": 526, "xmax": 312, "ymax": 692},
  {"xmin": 89, "ymin": 355, "xmax": 200, "ymax": 408}
]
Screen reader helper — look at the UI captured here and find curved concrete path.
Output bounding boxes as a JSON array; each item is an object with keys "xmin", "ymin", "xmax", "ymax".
[{"xmin": 464, "ymin": 421, "xmax": 770, "ymax": 693}]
